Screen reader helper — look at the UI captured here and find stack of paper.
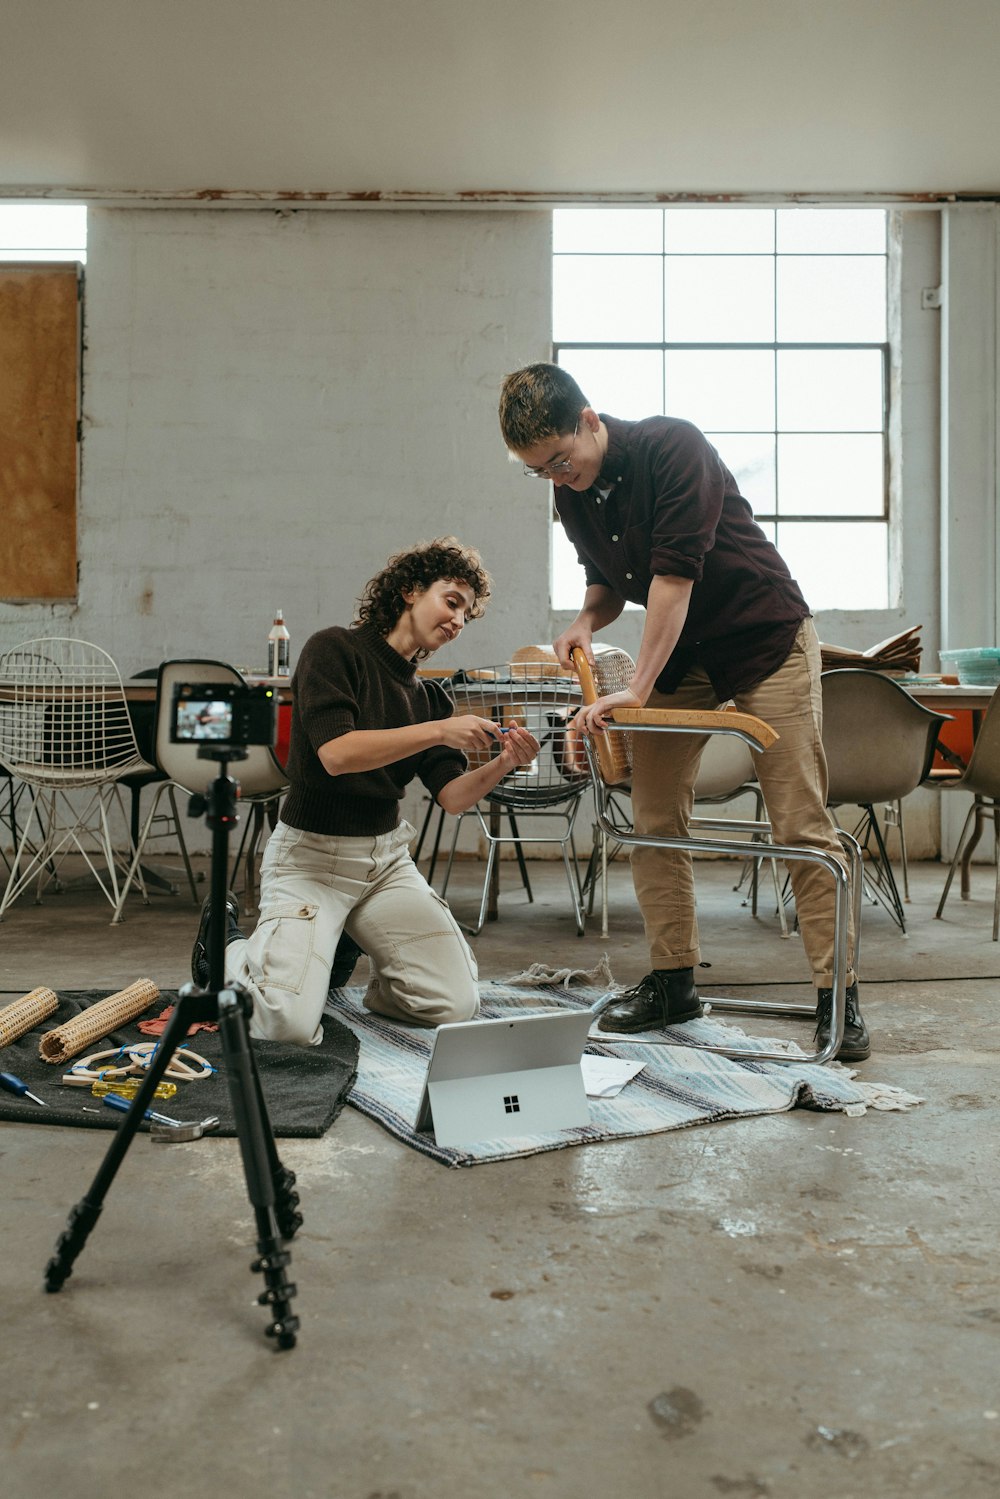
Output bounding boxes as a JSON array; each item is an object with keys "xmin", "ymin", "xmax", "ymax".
[{"xmin": 819, "ymin": 624, "xmax": 922, "ymax": 675}]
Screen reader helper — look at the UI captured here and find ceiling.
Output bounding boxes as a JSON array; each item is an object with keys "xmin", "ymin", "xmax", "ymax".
[{"xmin": 3, "ymin": 0, "xmax": 999, "ymax": 202}]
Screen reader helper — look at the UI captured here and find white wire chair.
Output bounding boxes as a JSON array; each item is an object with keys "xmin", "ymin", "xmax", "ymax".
[
  {"xmin": 438, "ymin": 662, "xmax": 590, "ymax": 935},
  {"xmin": 0, "ymin": 638, "xmax": 156, "ymax": 918}
]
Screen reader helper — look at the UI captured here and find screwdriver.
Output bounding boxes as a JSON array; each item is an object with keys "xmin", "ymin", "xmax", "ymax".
[
  {"xmin": 102, "ymin": 1092, "xmax": 183, "ymax": 1126},
  {"xmin": 0, "ymin": 1071, "xmax": 48, "ymax": 1107}
]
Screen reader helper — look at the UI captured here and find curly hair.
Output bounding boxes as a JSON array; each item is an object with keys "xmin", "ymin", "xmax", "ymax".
[{"xmin": 355, "ymin": 537, "xmax": 492, "ymax": 656}]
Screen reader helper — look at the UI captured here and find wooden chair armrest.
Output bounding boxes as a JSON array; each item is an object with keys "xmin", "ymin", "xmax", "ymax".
[{"xmin": 608, "ymin": 706, "xmax": 780, "ymax": 753}]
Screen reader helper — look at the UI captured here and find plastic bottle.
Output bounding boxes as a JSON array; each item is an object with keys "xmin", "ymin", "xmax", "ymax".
[{"xmin": 267, "ymin": 610, "xmax": 291, "ymax": 678}]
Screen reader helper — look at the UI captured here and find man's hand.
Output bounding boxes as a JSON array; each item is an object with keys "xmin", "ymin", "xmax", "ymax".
[
  {"xmin": 574, "ymin": 688, "xmax": 641, "ymax": 735},
  {"xmin": 553, "ymin": 622, "xmax": 594, "ymax": 672}
]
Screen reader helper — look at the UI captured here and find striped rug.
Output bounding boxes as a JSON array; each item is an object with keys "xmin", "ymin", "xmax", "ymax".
[{"xmin": 323, "ymin": 982, "xmax": 922, "ymax": 1168}]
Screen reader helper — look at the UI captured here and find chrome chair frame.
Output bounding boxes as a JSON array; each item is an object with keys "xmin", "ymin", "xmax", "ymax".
[{"xmin": 580, "ymin": 715, "xmax": 862, "ymax": 1066}]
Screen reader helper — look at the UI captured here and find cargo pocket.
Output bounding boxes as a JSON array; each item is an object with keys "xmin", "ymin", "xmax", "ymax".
[{"xmin": 253, "ymin": 902, "xmax": 318, "ymax": 994}]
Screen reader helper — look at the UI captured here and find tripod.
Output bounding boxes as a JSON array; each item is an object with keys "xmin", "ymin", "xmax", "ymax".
[{"xmin": 44, "ymin": 749, "xmax": 304, "ymax": 1350}]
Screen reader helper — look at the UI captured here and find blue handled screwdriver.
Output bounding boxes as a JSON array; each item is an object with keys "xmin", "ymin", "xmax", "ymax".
[
  {"xmin": 102, "ymin": 1092, "xmax": 182, "ymax": 1126},
  {"xmin": 0, "ymin": 1071, "xmax": 48, "ymax": 1107}
]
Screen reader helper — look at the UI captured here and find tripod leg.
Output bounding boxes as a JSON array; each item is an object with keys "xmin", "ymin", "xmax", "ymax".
[
  {"xmin": 217, "ymin": 987, "xmax": 300, "ymax": 1350},
  {"xmin": 44, "ymin": 995, "xmax": 203, "ymax": 1292}
]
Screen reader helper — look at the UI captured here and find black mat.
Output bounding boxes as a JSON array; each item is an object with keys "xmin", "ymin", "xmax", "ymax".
[{"xmin": 0, "ymin": 991, "xmax": 359, "ymax": 1138}]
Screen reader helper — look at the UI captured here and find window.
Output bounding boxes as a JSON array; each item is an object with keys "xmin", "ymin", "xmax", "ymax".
[
  {"xmin": 551, "ymin": 207, "xmax": 890, "ymax": 612},
  {"xmin": 0, "ymin": 203, "xmax": 87, "ymax": 263}
]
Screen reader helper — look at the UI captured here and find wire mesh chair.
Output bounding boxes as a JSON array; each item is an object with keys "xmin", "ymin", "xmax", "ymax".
[
  {"xmin": 0, "ymin": 638, "xmax": 156, "ymax": 918},
  {"xmin": 571, "ymin": 647, "xmax": 862, "ymax": 1064},
  {"xmin": 439, "ymin": 662, "xmax": 590, "ymax": 935}
]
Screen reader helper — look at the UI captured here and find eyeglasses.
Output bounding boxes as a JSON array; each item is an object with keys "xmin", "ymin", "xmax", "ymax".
[{"xmin": 522, "ymin": 420, "xmax": 580, "ymax": 478}]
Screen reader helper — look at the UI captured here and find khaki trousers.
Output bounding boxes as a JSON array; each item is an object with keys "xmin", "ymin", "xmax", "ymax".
[
  {"xmin": 226, "ymin": 819, "xmax": 479, "ymax": 1046},
  {"xmin": 629, "ymin": 619, "xmax": 855, "ymax": 989}
]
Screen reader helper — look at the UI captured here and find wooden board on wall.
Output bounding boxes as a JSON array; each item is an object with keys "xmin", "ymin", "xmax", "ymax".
[{"xmin": 0, "ymin": 263, "xmax": 80, "ymax": 600}]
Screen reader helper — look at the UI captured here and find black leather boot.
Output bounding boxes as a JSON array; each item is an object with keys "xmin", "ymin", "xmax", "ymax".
[
  {"xmin": 329, "ymin": 932, "xmax": 365, "ymax": 990},
  {"xmin": 814, "ymin": 981, "xmax": 871, "ymax": 1061},
  {"xmin": 597, "ymin": 968, "xmax": 703, "ymax": 1033}
]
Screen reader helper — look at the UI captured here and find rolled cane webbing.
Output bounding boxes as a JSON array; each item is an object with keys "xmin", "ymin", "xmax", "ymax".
[
  {"xmin": 38, "ymin": 979, "xmax": 160, "ymax": 1064},
  {"xmin": 0, "ymin": 987, "xmax": 59, "ymax": 1050}
]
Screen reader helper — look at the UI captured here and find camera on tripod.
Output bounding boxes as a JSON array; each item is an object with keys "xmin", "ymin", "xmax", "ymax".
[{"xmin": 170, "ymin": 681, "xmax": 277, "ymax": 749}]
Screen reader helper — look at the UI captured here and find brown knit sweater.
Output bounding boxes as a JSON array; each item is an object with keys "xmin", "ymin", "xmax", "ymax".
[{"xmin": 279, "ymin": 622, "xmax": 464, "ymax": 836}]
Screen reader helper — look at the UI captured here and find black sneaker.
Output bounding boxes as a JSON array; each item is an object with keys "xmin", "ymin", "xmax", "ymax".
[
  {"xmin": 597, "ymin": 968, "xmax": 703, "ymax": 1033},
  {"xmin": 191, "ymin": 890, "xmax": 244, "ymax": 988},
  {"xmin": 814, "ymin": 981, "xmax": 871, "ymax": 1061},
  {"xmin": 329, "ymin": 932, "xmax": 365, "ymax": 990}
]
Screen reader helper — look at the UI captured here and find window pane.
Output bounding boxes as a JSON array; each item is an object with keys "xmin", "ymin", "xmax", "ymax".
[
  {"xmin": 666, "ymin": 350, "xmax": 775, "ymax": 431},
  {"xmin": 557, "ymin": 348, "xmax": 663, "ymax": 418},
  {"xmin": 777, "ymin": 349, "xmax": 883, "ymax": 431},
  {"xmin": 665, "ymin": 208, "xmax": 775, "ymax": 254},
  {"xmin": 554, "ymin": 208, "xmax": 663, "ymax": 254},
  {"xmin": 704, "ymin": 432, "xmax": 777, "ymax": 511},
  {"xmin": 776, "ymin": 208, "xmax": 887, "ymax": 254},
  {"xmin": 554, "ymin": 254, "xmax": 663, "ymax": 341},
  {"xmin": 778, "ymin": 433, "xmax": 885, "ymax": 516},
  {"xmin": 666, "ymin": 256, "xmax": 774, "ymax": 342},
  {"xmin": 777, "ymin": 257, "xmax": 886, "ymax": 342},
  {"xmin": 552, "ymin": 519, "xmax": 590, "ymax": 611},
  {"xmin": 775, "ymin": 521, "xmax": 888, "ymax": 609},
  {"xmin": 0, "ymin": 203, "xmax": 87, "ymax": 249}
]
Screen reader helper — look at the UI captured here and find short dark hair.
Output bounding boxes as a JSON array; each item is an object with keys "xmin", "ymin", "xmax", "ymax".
[
  {"xmin": 355, "ymin": 536, "xmax": 491, "ymax": 657},
  {"xmin": 498, "ymin": 363, "xmax": 589, "ymax": 451}
]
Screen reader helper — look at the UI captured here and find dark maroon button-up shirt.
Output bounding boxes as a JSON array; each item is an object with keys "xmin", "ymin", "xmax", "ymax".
[{"xmin": 555, "ymin": 414, "xmax": 810, "ymax": 699}]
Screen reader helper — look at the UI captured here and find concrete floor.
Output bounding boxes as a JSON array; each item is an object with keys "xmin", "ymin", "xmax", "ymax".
[{"xmin": 1, "ymin": 849, "xmax": 999, "ymax": 1499}]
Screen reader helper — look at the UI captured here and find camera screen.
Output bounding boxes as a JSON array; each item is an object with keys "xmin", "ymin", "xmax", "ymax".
[{"xmin": 174, "ymin": 698, "xmax": 234, "ymax": 742}]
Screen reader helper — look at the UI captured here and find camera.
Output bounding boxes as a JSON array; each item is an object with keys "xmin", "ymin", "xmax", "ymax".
[{"xmin": 170, "ymin": 682, "xmax": 277, "ymax": 748}]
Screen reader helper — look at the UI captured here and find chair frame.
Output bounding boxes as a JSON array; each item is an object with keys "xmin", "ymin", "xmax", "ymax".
[
  {"xmin": 438, "ymin": 664, "xmax": 590, "ymax": 935},
  {"xmin": 821, "ymin": 668, "xmax": 948, "ymax": 934},
  {"xmin": 572, "ymin": 650, "xmax": 862, "ymax": 1065},
  {"xmin": 933, "ymin": 686, "xmax": 1000, "ymax": 940}
]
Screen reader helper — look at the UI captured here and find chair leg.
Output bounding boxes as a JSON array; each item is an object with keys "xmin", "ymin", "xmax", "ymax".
[
  {"xmin": 894, "ymin": 798, "xmax": 910, "ymax": 901},
  {"xmin": 111, "ymin": 782, "xmax": 169, "ymax": 923},
  {"xmin": 439, "ymin": 812, "xmax": 464, "ymax": 898},
  {"xmin": 504, "ymin": 812, "xmax": 533, "ymax": 900},
  {"xmin": 166, "ymin": 784, "xmax": 200, "ymax": 902},
  {"xmin": 936, "ymin": 799, "xmax": 978, "ymax": 919},
  {"xmin": 424, "ymin": 805, "xmax": 448, "ymax": 887}
]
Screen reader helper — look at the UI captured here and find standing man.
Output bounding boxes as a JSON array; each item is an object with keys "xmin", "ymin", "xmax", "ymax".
[{"xmin": 498, "ymin": 363, "xmax": 869, "ymax": 1061}]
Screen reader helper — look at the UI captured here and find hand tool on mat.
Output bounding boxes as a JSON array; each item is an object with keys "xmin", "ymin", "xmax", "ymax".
[
  {"xmin": 0, "ymin": 1071, "xmax": 48, "ymax": 1107},
  {"xmin": 150, "ymin": 1116, "xmax": 221, "ymax": 1144},
  {"xmin": 101, "ymin": 1092, "xmax": 220, "ymax": 1142},
  {"xmin": 61, "ymin": 1076, "xmax": 179, "ymax": 1102}
]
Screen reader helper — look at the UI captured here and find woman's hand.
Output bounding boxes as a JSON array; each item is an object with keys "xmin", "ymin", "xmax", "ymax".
[
  {"xmin": 438, "ymin": 714, "xmax": 504, "ymax": 753},
  {"xmin": 573, "ymin": 688, "xmax": 641, "ymax": 735},
  {"xmin": 493, "ymin": 722, "xmax": 540, "ymax": 770}
]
